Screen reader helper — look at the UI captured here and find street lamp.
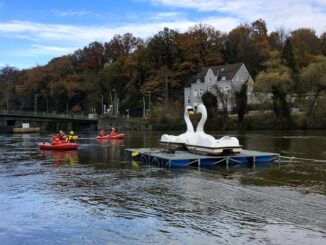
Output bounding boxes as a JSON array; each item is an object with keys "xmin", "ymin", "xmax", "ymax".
[{"xmin": 116, "ymin": 93, "xmax": 119, "ymax": 117}]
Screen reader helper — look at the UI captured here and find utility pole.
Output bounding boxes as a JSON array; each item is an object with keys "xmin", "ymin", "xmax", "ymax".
[
  {"xmin": 66, "ymin": 103, "xmax": 68, "ymax": 116},
  {"xmin": 116, "ymin": 95, "xmax": 119, "ymax": 117}
]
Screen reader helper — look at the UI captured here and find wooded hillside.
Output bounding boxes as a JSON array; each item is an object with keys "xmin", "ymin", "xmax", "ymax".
[{"xmin": 1, "ymin": 19, "xmax": 325, "ymax": 120}]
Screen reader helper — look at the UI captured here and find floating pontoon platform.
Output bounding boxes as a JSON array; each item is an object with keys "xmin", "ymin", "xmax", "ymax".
[{"xmin": 125, "ymin": 148, "xmax": 280, "ymax": 168}]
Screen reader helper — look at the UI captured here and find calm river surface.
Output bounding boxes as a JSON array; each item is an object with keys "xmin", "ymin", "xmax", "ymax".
[{"xmin": 0, "ymin": 130, "xmax": 325, "ymax": 245}]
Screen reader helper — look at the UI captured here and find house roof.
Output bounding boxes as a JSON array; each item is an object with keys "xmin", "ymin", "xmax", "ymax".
[
  {"xmin": 214, "ymin": 63, "xmax": 243, "ymax": 80},
  {"xmin": 185, "ymin": 63, "xmax": 244, "ymax": 87}
]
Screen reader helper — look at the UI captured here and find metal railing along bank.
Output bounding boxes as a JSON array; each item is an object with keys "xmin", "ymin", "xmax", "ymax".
[{"xmin": 0, "ymin": 110, "xmax": 95, "ymax": 120}]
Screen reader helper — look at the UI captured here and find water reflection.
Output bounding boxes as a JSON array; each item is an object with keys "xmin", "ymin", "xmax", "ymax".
[
  {"xmin": 40, "ymin": 150, "xmax": 79, "ymax": 166},
  {"xmin": 96, "ymin": 138, "xmax": 125, "ymax": 146}
]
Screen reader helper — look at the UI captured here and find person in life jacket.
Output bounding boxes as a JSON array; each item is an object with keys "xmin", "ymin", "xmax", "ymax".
[
  {"xmin": 110, "ymin": 127, "xmax": 117, "ymax": 136},
  {"xmin": 58, "ymin": 130, "xmax": 66, "ymax": 141},
  {"xmin": 51, "ymin": 134, "xmax": 60, "ymax": 144},
  {"xmin": 99, "ymin": 129, "xmax": 106, "ymax": 137},
  {"xmin": 66, "ymin": 131, "xmax": 75, "ymax": 142}
]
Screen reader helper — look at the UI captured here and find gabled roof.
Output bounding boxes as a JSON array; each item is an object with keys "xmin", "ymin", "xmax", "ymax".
[
  {"xmin": 188, "ymin": 73, "xmax": 204, "ymax": 85},
  {"xmin": 185, "ymin": 63, "xmax": 244, "ymax": 87},
  {"xmin": 214, "ymin": 63, "xmax": 243, "ymax": 80}
]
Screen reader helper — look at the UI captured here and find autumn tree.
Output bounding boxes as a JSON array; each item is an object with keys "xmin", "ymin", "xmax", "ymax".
[
  {"xmin": 0, "ymin": 66, "xmax": 19, "ymax": 110},
  {"xmin": 105, "ymin": 33, "xmax": 143, "ymax": 63},
  {"xmin": 290, "ymin": 28, "xmax": 321, "ymax": 70},
  {"xmin": 42, "ymin": 56, "xmax": 80, "ymax": 112},
  {"xmin": 269, "ymin": 27, "xmax": 288, "ymax": 51},
  {"xmin": 180, "ymin": 24, "xmax": 224, "ymax": 67},
  {"xmin": 249, "ymin": 19, "xmax": 270, "ymax": 75},
  {"xmin": 224, "ymin": 24, "xmax": 251, "ymax": 64},
  {"xmin": 143, "ymin": 28, "xmax": 181, "ymax": 105},
  {"xmin": 300, "ymin": 55, "xmax": 326, "ymax": 116},
  {"xmin": 73, "ymin": 42, "xmax": 105, "ymax": 72},
  {"xmin": 224, "ymin": 19, "xmax": 270, "ymax": 77},
  {"xmin": 282, "ymin": 37, "xmax": 296, "ymax": 71},
  {"xmin": 255, "ymin": 51, "xmax": 294, "ymax": 118}
]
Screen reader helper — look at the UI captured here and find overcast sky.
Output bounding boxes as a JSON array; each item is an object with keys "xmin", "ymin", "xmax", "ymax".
[{"xmin": 0, "ymin": 0, "xmax": 325, "ymax": 69}]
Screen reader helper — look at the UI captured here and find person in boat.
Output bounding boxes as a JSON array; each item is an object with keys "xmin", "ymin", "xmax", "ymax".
[
  {"xmin": 66, "ymin": 131, "xmax": 76, "ymax": 143},
  {"xmin": 99, "ymin": 129, "xmax": 106, "ymax": 137},
  {"xmin": 58, "ymin": 130, "xmax": 66, "ymax": 141},
  {"xmin": 51, "ymin": 134, "xmax": 60, "ymax": 144},
  {"xmin": 110, "ymin": 127, "xmax": 117, "ymax": 136}
]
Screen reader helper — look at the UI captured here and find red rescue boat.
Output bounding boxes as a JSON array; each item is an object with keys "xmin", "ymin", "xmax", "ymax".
[
  {"xmin": 96, "ymin": 133, "xmax": 125, "ymax": 140},
  {"xmin": 39, "ymin": 142, "xmax": 78, "ymax": 150}
]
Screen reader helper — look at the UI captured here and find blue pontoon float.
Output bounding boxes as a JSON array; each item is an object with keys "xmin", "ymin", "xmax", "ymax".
[{"xmin": 125, "ymin": 148, "xmax": 280, "ymax": 168}]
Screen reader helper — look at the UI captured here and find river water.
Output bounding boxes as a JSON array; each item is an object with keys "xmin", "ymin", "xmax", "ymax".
[{"xmin": 0, "ymin": 130, "xmax": 325, "ymax": 245}]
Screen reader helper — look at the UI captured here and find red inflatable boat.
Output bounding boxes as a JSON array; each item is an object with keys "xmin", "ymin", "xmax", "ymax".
[
  {"xmin": 39, "ymin": 142, "xmax": 78, "ymax": 150},
  {"xmin": 96, "ymin": 133, "xmax": 125, "ymax": 140}
]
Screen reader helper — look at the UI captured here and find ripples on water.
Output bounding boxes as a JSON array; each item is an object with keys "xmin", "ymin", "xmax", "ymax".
[{"xmin": 0, "ymin": 131, "xmax": 325, "ymax": 245}]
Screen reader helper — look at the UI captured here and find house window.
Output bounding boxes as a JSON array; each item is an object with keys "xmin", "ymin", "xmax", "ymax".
[
  {"xmin": 199, "ymin": 89, "xmax": 204, "ymax": 97},
  {"xmin": 193, "ymin": 89, "xmax": 198, "ymax": 97},
  {"xmin": 187, "ymin": 97, "xmax": 191, "ymax": 104}
]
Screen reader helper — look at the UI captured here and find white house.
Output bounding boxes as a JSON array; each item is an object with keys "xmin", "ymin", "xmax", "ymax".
[{"xmin": 184, "ymin": 63, "xmax": 254, "ymax": 112}]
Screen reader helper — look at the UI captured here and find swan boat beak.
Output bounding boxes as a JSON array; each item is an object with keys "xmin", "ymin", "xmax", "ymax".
[{"xmin": 187, "ymin": 108, "xmax": 194, "ymax": 115}]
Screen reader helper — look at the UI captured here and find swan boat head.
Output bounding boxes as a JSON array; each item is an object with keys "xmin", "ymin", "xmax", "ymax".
[
  {"xmin": 186, "ymin": 103, "xmax": 242, "ymax": 155},
  {"xmin": 192, "ymin": 103, "xmax": 215, "ymax": 141},
  {"xmin": 160, "ymin": 105, "xmax": 195, "ymax": 148}
]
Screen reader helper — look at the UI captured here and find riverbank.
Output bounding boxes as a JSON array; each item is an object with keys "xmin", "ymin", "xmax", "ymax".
[{"xmin": 150, "ymin": 112, "xmax": 326, "ymax": 131}]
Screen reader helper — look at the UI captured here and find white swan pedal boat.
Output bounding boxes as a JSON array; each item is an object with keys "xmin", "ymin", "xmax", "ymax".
[{"xmin": 185, "ymin": 104, "xmax": 243, "ymax": 156}]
